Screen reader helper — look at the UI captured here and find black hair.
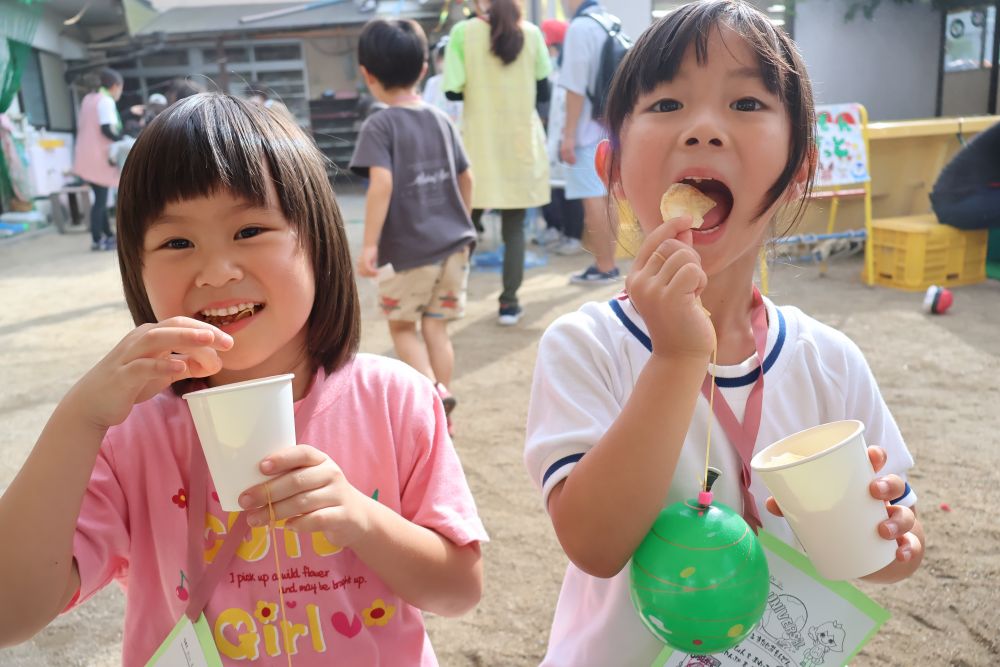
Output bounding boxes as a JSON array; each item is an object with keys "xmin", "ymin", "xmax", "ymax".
[
  {"xmin": 165, "ymin": 77, "xmax": 207, "ymax": 105},
  {"xmin": 358, "ymin": 18, "xmax": 428, "ymax": 89},
  {"xmin": 99, "ymin": 67, "xmax": 123, "ymax": 89},
  {"xmin": 487, "ymin": 0, "xmax": 524, "ymax": 65}
]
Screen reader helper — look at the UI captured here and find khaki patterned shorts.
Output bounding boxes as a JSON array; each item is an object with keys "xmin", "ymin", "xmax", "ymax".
[{"xmin": 378, "ymin": 247, "xmax": 470, "ymax": 322}]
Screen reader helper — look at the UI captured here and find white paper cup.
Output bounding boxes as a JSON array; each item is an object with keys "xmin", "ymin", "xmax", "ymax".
[
  {"xmin": 750, "ymin": 420, "xmax": 895, "ymax": 580},
  {"xmin": 183, "ymin": 374, "xmax": 295, "ymax": 511}
]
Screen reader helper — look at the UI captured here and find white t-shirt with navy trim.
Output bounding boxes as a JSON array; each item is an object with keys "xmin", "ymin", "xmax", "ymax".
[{"xmin": 524, "ymin": 294, "xmax": 916, "ymax": 667}]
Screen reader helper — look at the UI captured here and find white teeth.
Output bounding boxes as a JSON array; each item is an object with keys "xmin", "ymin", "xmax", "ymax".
[{"xmin": 199, "ymin": 302, "xmax": 260, "ymax": 317}]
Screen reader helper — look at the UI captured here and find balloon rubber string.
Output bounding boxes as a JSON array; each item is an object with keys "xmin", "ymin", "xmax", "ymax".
[
  {"xmin": 265, "ymin": 482, "xmax": 293, "ymax": 666},
  {"xmin": 704, "ymin": 346, "xmax": 718, "ymax": 492}
]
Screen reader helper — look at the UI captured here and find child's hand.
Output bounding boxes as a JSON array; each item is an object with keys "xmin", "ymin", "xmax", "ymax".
[
  {"xmin": 357, "ymin": 245, "xmax": 378, "ymax": 278},
  {"xmin": 70, "ymin": 317, "xmax": 233, "ymax": 431},
  {"xmin": 626, "ymin": 215, "xmax": 716, "ymax": 360},
  {"xmin": 765, "ymin": 446, "xmax": 922, "ymax": 566},
  {"xmin": 240, "ymin": 445, "xmax": 373, "ymax": 549}
]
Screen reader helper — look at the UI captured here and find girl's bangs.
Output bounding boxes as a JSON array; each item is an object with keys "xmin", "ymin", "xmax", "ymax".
[
  {"xmin": 118, "ymin": 95, "xmax": 282, "ymax": 236},
  {"xmin": 633, "ymin": 4, "xmax": 791, "ymax": 103}
]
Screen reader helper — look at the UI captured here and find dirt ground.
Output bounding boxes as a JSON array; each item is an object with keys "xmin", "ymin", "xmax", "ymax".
[{"xmin": 1, "ymin": 188, "xmax": 999, "ymax": 666}]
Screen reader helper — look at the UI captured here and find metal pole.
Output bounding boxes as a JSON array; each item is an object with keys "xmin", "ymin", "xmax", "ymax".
[
  {"xmin": 217, "ymin": 37, "xmax": 230, "ymax": 94},
  {"xmin": 989, "ymin": 1, "xmax": 1000, "ymax": 114}
]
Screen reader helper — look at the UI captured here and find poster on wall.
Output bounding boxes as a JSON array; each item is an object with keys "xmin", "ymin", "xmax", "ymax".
[{"xmin": 944, "ymin": 7, "xmax": 994, "ymax": 72}]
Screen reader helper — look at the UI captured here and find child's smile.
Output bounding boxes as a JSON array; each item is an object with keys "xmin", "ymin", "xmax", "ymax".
[{"xmin": 197, "ymin": 300, "xmax": 266, "ymax": 333}]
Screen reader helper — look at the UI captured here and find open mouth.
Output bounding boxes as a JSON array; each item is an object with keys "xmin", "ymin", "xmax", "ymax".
[
  {"xmin": 197, "ymin": 302, "xmax": 265, "ymax": 327},
  {"xmin": 677, "ymin": 177, "xmax": 734, "ymax": 231}
]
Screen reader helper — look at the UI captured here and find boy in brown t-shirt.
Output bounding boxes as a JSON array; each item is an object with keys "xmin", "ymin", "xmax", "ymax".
[{"xmin": 350, "ymin": 18, "xmax": 476, "ymax": 436}]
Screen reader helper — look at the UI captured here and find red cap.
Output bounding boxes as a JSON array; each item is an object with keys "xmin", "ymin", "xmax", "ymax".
[{"xmin": 541, "ymin": 19, "xmax": 568, "ymax": 47}]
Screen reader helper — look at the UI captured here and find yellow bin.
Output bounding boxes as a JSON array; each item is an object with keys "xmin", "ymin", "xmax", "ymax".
[{"xmin": 865, "ymin": 214, "xmax": 988, "ymax": 291}]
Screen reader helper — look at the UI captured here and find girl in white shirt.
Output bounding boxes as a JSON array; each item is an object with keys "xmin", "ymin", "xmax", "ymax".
[{"xmin": 524, "ymin": 2, "xmax": 925, "ymax": 665}]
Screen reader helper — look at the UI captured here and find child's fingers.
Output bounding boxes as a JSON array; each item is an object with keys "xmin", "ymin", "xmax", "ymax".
[
  {"xmin": 121, "ymin": 357, "xmax": 189, "ymax": 386},
  {"xmin": 241, "ymin": 463, "xmax": 333, "ymax": 511},
  {"xmin": 258, "ymin": 444, "xmax": 328, "ymax": 476},
  {"xmin": 283, "ymin": 507, "xmax": 345, "ymax": 535},
  {"xmin": 652, "ymin": 243, "xmax": 701, "ymax": 283},
  {"xmin": 245, "ymin": 487, "xmax": 340, "ymax": 527},
  {"xmin": 664, "ymin": 261, "xmax": 708, "ymax": 300},
  {"xmin": 764, "ymin": 496, "xmax": 783, "ymax": 517},
  {"xmin": 867, "ymin": 445, "xmax": 887, "ymax": 473},
  {"xmin": 878, "ymin": 503, "xmax": 916, "ymax": 541},
  {"xmin": 167, "ymin": 352, "xmax": 222, "ymax": 379},
  {"xmin": 632, "ymin": 216, "xmax": 694, "ymax": 272},
  {"xmin": 129, "ymin": 326, "xmax": 233, "ymax": 359},
  {"xmin": 156, "ymin": 317, "xmax": 235, "ymax": 348},
  {"xmin": 870, "ymin": 473, "xmax": 906, "ymax": 502},
  {"xmin": 895, "ymin": 530, "xmax": 920, "ymax": 563}
]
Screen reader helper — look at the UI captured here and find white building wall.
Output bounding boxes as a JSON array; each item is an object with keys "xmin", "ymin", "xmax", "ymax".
[
  {"xmin": 794, "ymin": 0, "xmax": 942, "ymax": 121},
  {"xmin": 603, "ymin": 0, "xmax": 653, "ymax": 40},
  {"xmin": 34, "ymin": 10, "xmax": 88, "ymax": 59}
]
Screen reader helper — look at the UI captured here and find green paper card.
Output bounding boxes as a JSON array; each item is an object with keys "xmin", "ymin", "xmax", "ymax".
[
  {"xmin": 146, "ymin": 613, "xmax": 223, "ymax": 667},
  {"xmin": 653, "ymin": 531, "xmax": 890, "ymax": 667}
]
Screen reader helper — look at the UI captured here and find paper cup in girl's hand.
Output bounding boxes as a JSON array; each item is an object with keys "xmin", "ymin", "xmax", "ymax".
[
  {"xmin": 750, "ymin": 420, "xmax": 896, "ymax": 580},
  {"xmin": 183, "ymin": 374, "xmax": 295, "ymax": 511}
]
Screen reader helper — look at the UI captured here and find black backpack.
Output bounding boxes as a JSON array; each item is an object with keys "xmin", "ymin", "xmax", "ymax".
[{"xmin": 584, "ymin": 11, "xmax": 632, "ymax": 123}]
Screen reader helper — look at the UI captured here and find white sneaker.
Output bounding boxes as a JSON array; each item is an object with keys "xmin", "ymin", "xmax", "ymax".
[
  {"xmin": 497, "ymin": 304, "xmax": 523, "ymax": 326},
  {"xmin": 553, "ymin": 238, "xmax": 584, "ymax": 256},
  {"xmin": 533, "ymin": 227, "xmax": 562, "ymax": 247}
]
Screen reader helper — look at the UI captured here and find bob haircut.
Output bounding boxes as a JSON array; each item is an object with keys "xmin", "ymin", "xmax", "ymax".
[
  {"xmin": 605, "ymin": 0, "xmax": 816, "ymax": 231},
  {"xmin": 116, "ymin": 93, "xmax": 360, "ymax": 383}
]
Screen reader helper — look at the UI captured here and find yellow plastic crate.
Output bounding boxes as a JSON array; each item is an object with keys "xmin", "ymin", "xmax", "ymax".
[{"xmin": 866, "ymin": 214, "xmax": 988, "ymax": 291}]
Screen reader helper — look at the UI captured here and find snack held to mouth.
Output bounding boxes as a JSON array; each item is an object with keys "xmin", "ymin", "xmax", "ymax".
[{"xmin": 660, "ymin": 183, "xmax": 717, "ymax": 229}]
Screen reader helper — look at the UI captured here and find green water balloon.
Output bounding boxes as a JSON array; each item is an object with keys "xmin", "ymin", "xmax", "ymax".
[{"xmin": 629, "ymin": 498, "xmax": 770, "ymax": 654}]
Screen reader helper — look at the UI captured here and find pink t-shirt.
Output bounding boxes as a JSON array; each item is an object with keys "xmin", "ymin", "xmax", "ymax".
[{"xmin": 69, "ymin": 354, "xmax": 488, "ymax": 666}]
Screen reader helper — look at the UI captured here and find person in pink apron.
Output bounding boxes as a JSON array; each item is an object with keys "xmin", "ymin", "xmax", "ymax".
[{"xmin": 73, "ymin": 68, "xmax": 123, "ymax": 251}]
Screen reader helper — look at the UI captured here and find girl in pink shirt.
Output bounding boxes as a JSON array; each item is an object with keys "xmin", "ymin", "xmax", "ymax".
[{"xmin": 0, "ymin": 93, "xmax": 487, "ymax": 665}]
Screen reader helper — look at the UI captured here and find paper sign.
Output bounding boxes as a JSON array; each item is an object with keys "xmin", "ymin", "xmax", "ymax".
[
  {"xmin": 653, "ymin": 531, "xmax": 890, "ymax": 667},
  {"xmin": 146, "ymin": 614, "xmax": 223, "ymax": 667},
  {"xmin": 814, "ymin": 103, "xmax": 869, "ymax": 188}
]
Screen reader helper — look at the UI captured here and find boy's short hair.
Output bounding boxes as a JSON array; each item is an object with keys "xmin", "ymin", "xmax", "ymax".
[
  {"xmin": 358, "ymin": 18, "xmax": 428, "ymax": 89},
  {"xmin": 116, "ymin": 93, "xmax": 360, "ymax": 382}
]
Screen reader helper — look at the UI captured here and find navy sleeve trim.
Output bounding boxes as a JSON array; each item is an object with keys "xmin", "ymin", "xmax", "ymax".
[
  {"xmin": 890, "ymin": 482, "xmax": 912, "ymax": 505},
  {"xmin": 543, "ymin": 453, "xmax": 585, "ymax": 487}
]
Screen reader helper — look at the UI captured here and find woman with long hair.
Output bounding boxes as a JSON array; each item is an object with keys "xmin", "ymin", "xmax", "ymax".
[{"xmin": 444, "ymin": 0, "xmax": 551, "ymax": 326}]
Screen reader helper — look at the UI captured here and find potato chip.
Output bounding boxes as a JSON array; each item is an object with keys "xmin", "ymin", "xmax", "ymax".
[{"xmin": 660, "ymin": 183, "xmax": 717, "ymax": 229}]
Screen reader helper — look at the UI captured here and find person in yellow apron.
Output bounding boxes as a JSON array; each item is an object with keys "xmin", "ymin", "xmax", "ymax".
[{"xmin": 444, "ymin": 0, "xmax": 551, "ymax": 326}]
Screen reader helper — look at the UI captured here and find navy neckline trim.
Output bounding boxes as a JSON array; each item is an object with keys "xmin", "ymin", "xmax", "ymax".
[{"xmin": 608, "ymin": 298, "xmax": 786, "ymax": 388}]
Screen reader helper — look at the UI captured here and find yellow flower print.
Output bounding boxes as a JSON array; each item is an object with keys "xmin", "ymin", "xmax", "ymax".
[
  {"xmin": 254, "ymin": 601, "xmax": 278, "ymax": 624},
  {"xmin": 362, "ymin": 598, "xmax": 396, "ymax": 627}
]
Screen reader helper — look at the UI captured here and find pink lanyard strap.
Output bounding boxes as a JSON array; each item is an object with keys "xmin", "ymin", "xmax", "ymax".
[
  {"xmin": 700, "ymin": 288, "xmax": 769, "ymax": 531},
  {"xmin": 185, "ymin": 446, "xmax": 250, "ymax": 622}
]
